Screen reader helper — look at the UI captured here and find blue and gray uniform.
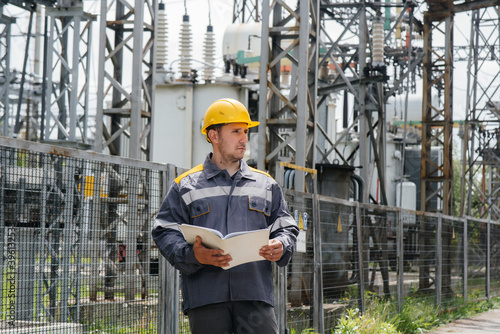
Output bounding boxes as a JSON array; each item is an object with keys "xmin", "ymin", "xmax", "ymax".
[{"xmin": 152, "ymin": 154, "xmax": 299, "ymax": 313}]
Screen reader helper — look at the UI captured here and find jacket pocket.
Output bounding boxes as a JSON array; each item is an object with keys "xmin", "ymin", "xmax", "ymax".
[
  {"xmin": 190, "ymin": 201, "xmax": 210, "ymax": 218},
  {"xmin": 248, "ymin": 195, "xmax": 271, "ymax": 216}
]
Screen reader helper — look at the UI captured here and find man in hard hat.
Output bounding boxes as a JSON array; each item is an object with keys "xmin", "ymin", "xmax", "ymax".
[{"xmin": 152, "ymin": 98, "xmax": 298, "ymax": 333}]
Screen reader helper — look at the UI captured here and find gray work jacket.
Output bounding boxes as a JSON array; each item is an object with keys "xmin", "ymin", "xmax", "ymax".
[{"xmin": 152, "ymin": 154, "xmax": 299, "ymax": 312}]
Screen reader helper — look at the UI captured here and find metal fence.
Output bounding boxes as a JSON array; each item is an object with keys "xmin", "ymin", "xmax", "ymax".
[
  {"xmin": 0, "ymin": 137, "xmax": 171, "ymax": 333},
  {"xmin": 278, "ymin": 192, "xmax": 500, "ymax": 333},
  {"xmin": 2, "ymin": 137, "xmax": 500, "ymax": 334}
]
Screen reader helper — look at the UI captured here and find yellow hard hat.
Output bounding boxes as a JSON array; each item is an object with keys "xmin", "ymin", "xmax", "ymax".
[{"xmin": 201, "ymin": 98, "xmax": 260, "ymax": 141}]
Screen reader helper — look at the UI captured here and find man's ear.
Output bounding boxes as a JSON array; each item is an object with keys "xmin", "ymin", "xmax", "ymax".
[{"xmin": 208, "ymin": 129, "xmax": 218, "ymax": 143}]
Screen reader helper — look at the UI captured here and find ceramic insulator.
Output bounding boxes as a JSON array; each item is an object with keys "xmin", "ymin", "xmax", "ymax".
[
  {"xmin": 179, "ymin": 15, "xmax": 192, "ymax": 78},
  {"xmin": 372, "ymin": 19, "xmax": 385, "ymax": 66},
  {"xmin": 203, "ymin": 25, "xmax": 216, "ymax": 82},
  {"xmin": 157, "ymin": 3, "xmax": 168, "ymax": 69}
]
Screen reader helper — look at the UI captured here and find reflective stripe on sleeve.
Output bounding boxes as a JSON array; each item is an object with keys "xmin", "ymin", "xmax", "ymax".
[
  {"xmin": 154, "ymin": 219, "xmax": 182, "ymax": 232},
  {"xmin": 268, "ymin": 216, "xmax": 297, "ymax": 233}
]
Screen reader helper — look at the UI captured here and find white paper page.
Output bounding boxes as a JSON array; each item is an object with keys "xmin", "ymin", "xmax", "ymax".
[
  {"xmin": 221, "ymin": 229, "xmax": 269, "ymax": 269},
  {"xmin": 180, "ymin": 225, "xmax": 224, "ymax": 250}
]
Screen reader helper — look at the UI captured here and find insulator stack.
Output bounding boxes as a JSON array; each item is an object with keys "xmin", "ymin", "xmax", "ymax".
[
  {"xmin": 203, "ymin": 25, "xmax": 216, "ymax": 83},
  {"xmin": 372, "ymin": 18, "xmax": 385, "ymax": 67},
  {"xmin": 179, "ymin": 15, "xmax": 192, "ymax": 78},
  {"xmin": 157, "ymin": 2, "xmax": 168, "ymax": 69}
]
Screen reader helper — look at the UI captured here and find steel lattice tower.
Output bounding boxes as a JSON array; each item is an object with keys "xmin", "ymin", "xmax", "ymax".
[{"xmin": 94, "ymin": 0, "xmax": 158, "ymax": 160}]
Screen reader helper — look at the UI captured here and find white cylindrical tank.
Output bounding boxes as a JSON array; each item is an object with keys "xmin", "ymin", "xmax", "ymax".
[
  {"xmin": 222, "ymin": 22, "xmax": 261, "ymax": 59},
  {"xmin": 152, "ymin": 84, "xmax": 247, "ymax": 168},
  {"xmin": 396, "ymin": 181, "xmax": 417, "ymax": 211}
]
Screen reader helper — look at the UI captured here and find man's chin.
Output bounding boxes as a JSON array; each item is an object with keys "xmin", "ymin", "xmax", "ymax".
[{"xmin": 233, "ymin": 152, "xmax": 245, "ymax": 161}]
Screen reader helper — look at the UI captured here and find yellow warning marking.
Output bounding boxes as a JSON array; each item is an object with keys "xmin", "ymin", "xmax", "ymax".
[{"xmin": 279, "ymin": 162, "xmax": 317, "ymax": 175}]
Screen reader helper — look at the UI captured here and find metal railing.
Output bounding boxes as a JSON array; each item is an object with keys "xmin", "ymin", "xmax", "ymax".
[{"xmin": 1, "ymin": 137, "xmax": 500, "ymax": 333}]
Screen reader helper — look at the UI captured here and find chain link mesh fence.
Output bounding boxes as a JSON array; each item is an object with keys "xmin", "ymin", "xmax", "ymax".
[{"xmin": 1, "ymin": 139, "xmax": 168, "ymax": 333}]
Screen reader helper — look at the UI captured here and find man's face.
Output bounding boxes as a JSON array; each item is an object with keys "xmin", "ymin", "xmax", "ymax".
[{"xmin": 212, "ymin": 122, "xmax": 249, "ymax": 162}]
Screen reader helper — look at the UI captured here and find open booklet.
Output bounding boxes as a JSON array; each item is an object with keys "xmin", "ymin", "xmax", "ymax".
[{"xmin": 179, "ymin": 225, "xmax": 269, "ymax": 270}]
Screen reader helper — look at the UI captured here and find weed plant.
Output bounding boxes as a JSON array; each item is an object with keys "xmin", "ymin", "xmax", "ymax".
[{"xmin": 333, "ymin": 289, "xmax": 500, "ymax": 334}]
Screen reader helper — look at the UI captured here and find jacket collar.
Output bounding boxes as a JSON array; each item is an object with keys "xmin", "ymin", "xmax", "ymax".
[{"xmin": 203, "ymin": 153, "xmax": 256, "ymax": 181}]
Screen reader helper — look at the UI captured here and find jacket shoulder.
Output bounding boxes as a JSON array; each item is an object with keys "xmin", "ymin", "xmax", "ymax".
[
  {"xmin": 249, "ymin": 166, "xmax": 274, "ymax": 180},
  {"xmin": 174, "ymin": 164, "xmax": 204, "ymax": 184}
]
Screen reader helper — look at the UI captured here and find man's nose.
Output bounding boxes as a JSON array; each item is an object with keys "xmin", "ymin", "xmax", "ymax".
[{"xmin": 240, "ymin": 134, "xmax": 248, "ymax": 144}]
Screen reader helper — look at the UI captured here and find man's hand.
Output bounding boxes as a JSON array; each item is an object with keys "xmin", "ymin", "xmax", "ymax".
[
  {"xmin": 193, "ymin": 236, "xmax": 232, "ymax": 267},
  {"xmin": 259, "ymin": 238, "xmax": 284, "ymax": 262}
]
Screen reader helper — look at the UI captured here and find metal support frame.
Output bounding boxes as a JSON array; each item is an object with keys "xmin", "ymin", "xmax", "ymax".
[
  {"xmin": 42, "ymin": 7, "xmax": 94, "ymax": 144},
  {"xmin": 421, "ymin": 11, "xmax": 454, "ymax": 215},
  {"xmin": 0, "ymin": 13, "xmax": 14, "ymax": 137},
  {"xmin": 461, "ymin": 7, "xmax": 500, "ymax": 220},
  {"xmin": 317, "ymin": 1, "xmax": 419, "ymax": 206},
  {"xmin": 95, "ymin": 0, "xmax": 157, "ymax": 160},
  {"xmin": 232, "ymin": 0, "xmax": 259, "ymax": 23},
  {"xmin": 255, "ymin": 0, "xmax": 420, "ymax": 206},
  {"xmin": 258, "ymin": 0, "xmax": 320, "ymax": 192}
]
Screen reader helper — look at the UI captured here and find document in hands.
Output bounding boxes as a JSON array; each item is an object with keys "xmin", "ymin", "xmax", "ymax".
[{"xmin": 179, "ymin": 225, "xmax": 269, "ymax": 269}]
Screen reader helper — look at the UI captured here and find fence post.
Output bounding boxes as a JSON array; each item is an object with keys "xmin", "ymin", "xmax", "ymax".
[
  {"xmin": 59, "ymin": 159, "xmax": 77, "ymax": 322},
  {"xmin": 436, "ymin": 215, "xmax": 442, "ymax": 310},
  {"xmin": 275, "ymin": 163, "xmax": 287, "ymax": 334},
  {"xmin": 125, "ymin": 169, "xmax": 140, "ymax": 301},
  {"xmin": 356, "ymin": 203, "xmax": 365, "ymax": 314},
  {"xmin": 0, "ymin": 149, "xmax": 5, "ymax": 308},
  {"xmin": 276, "ymin": 265, "xmax": 287, "ymax": 334},
  {"xmin": 397, "ymin": 210, "xmax": 404, "ymax": 313},
  {"xmin": 463, "ymin": 218, "xmax": 468, "ymax": 302},
  {"xmin": 486, "ymin": 217, "xmax": 491, "ymax": 300},
  {"xmin": 159, "ymin": 164, "xmax": 179, "ymax": 334},
  {"xmin": 312, "ymin": 173, "xmax": 324, "ymax": 333},
  {"xmin": 89, "ymin": 165, "xmax": 103, "ymax": 302}
]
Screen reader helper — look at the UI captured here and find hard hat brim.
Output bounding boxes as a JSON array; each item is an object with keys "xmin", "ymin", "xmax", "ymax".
[{"xmin": 201, "ymin": 120, "xmax": 260, "ymax": 135}]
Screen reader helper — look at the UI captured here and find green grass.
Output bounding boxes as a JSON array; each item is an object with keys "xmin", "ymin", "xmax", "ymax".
[
  {"xmin": 85, "ymin": 320, "xmax": 157, "ymax": 334},
  {"xmin": 332, "ymin": 290, "xmax": 500, "ymax": 334}
]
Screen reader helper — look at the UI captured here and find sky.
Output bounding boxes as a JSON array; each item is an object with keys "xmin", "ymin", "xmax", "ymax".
[{"xmin": 4, "ymin": 0, "xmax": 235, "ymax": 80}]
